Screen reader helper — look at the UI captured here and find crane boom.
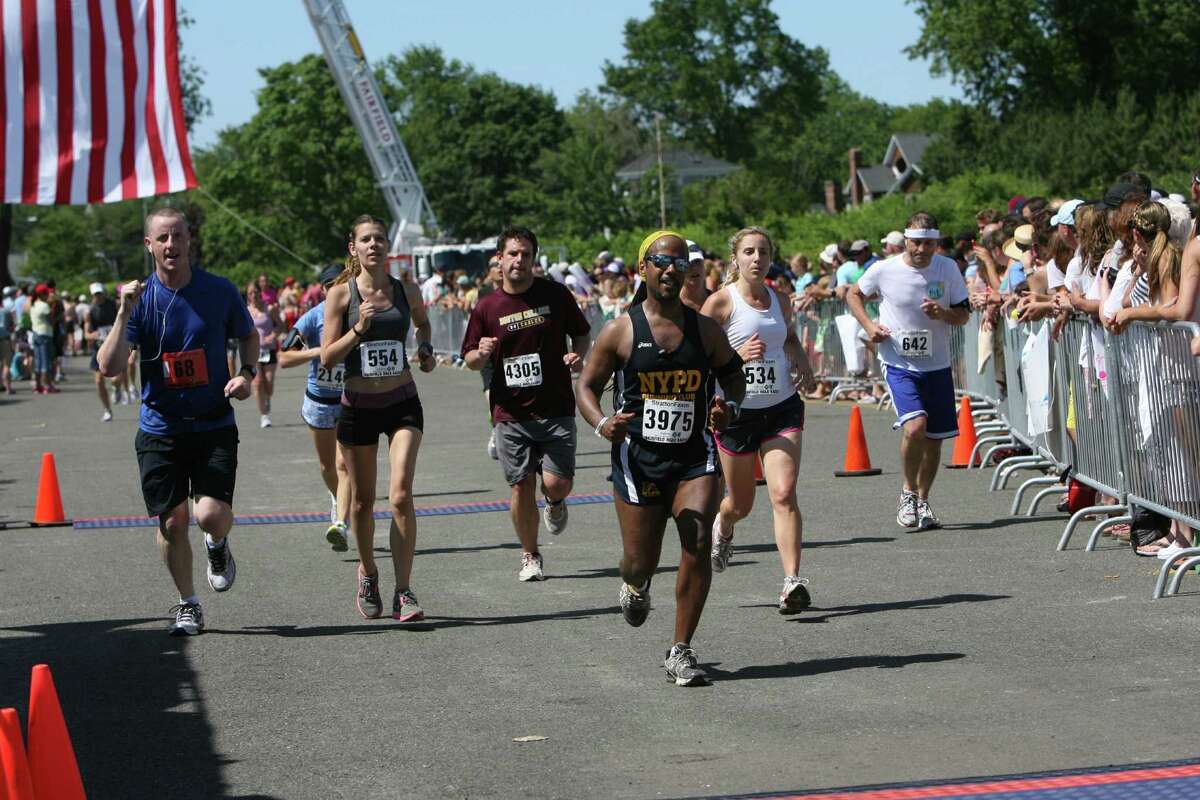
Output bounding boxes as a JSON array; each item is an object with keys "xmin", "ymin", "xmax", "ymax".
[{"xmin": 302, "ymin": 0, "xmax": 437, "ymax": 256}]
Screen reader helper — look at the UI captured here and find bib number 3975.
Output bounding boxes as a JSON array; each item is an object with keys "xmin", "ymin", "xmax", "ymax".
[
  {"xmin": 360, "ymin": 340, "xmax": 405, "ymax": 377},
  {"xmin": 503, "ymin": 354, "xmax": 542, "ymax": 388},
  {"xmin": 898, "ymin": 330, "xmax": 931, "ymax": 358},
  {"xmin": 642, "ymin": 398, "xmax": 694, "ymax": 444}
]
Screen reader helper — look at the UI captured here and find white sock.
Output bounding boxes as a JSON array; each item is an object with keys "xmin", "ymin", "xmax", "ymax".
[{"xmin": 205, "ymin": 533, "xmax": 224, "ymax": 549}]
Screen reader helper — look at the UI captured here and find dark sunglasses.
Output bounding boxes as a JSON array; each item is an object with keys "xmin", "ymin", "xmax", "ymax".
[{"xmin": 644, "ymin": 253, "xmax": 688, "ymax": 270}]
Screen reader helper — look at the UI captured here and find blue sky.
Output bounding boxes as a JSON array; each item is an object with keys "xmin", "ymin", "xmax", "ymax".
[{"xmin": 184, "ymin": 1, "xmax": 962, "ymax": 149}]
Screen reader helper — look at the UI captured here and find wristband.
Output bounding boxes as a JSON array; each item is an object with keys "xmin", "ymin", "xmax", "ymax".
[
  {"xmin": 239, "ymin": 365, "xmax": 257, "ymax": 380},
  {"xmin": 594, "ymin": 416, "xmax": 609, "ymax": 438}
]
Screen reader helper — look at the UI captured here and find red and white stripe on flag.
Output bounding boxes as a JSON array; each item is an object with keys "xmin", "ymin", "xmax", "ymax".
[{"xmin": 1, "ymin": 0, "xmax": 197, "ymax": 205}]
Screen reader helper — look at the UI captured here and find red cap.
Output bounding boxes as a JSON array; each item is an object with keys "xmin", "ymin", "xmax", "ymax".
[{"xmin": 285, "ymin": 277, "xmax": 295, "ymax": 285}]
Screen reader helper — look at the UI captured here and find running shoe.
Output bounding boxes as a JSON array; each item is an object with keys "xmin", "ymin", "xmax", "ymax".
[
  {"xmin": 778, "ymin": 576, "xmax": 812, "ymax": 615},
  {"xmin": 260, "ymin": 414, "xmax": 272, "ymax": 428},
  {"xmin": 356, "ymin": 565, "xmax": 382, "ymax": 619},
  {"xmin": 168, "ymin": 602, "xmax": 204, "ymax": 636},
  {"xmin": 111, "ymin": 387, "xmax": 119, "ymax": 403},
  {"xmin": 393, "ymin": 588, "xmax": 425, "ymax": 622},
  {"xmin": 618, "ymin": 580, "xmax": 651, "ymax": 627},
  {"xmin": 543, "ymin": 498, "xmax": 568, "ymax": 535},
  {"xmin": 916, "ymin": 499, "xmax": 941, "ymax": 530},
  {"xmin": 101, "ymin": 410, "xmax": 113, "ymax": 422},
  {"xmin": 205, "ymin": 536, "xmax": 236, "ymax": 592},
  {"xmin": 487, "ymin": 428, "xmax": 498, "ymax": 460},
  {"xmin": 518, "ymin": 552, "xmax": 545, "ymax": 582},
  {"xmin": 710, "ymin": 514, "xmax": 732, "ymax": 573},
  {"xmin": 663, "ymin": 643, "xmax": 708, "ymax": 687},
  {"xmin": 325, "ymin": 522, "xmax": 349, "ymax": 552},
  {"xmin": 120, "ymin": 390, "xmax": 129, "ymax": 405},
  {"xmin": 46, "ymin": 385, "xmax": 61, "ymax": 394},
  {"xmin": 896, "ymin": 491, "xmax": 919, "ymax": 528}
]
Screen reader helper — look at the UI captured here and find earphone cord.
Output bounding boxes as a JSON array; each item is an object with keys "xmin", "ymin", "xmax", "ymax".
[{"xmin": 144, "ymin": 281, "xmax": 179, "ymax": 362}]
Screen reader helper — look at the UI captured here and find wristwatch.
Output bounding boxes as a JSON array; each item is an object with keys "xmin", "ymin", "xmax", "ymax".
[{"xmin": 239, "ymin": 364, "xmax": 257, "ymax": 380}]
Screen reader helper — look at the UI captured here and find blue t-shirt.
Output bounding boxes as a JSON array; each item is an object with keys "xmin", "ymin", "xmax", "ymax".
[
  {"xmin": 126, "ymin": 268, "xmax": 253, "ymax": 435},
  {"xmin": 293, "ymin": 303, "xmax": 343, "ymax": 400},
  {"xmin": 795, "ymin": 272, "xmax": 815, "ymax": 291},
  {"xmin": 1000, "ymin": 261, "xmax": 1026, "ymax": 293}
]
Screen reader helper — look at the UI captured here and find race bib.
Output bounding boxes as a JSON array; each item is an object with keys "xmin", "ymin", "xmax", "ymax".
[
  {"xmin": 257, "ymin": 348, "xmax": 272, "ymax": 364},
  {"xmin": 96, "ymin": 325, "xmax": 113, "ymax": 343},
  {"xmin": 897, "ymin": 330, "xmax": 932, "ymax": 359},
  {"xmin": 744, "ymin": 357, "xmax": 782, "ymax": 397},
  {"xmin": 642, "ymin": 398, "xmax": 694, "ymax": 444},
  {"xmin": 503, "ymin": 353, "xmax": 542, "ymax": 388},
  {"xmin": 162, "ymin": 349, "xmax": 209, "ymax": 389},
  {"xmin": 315, "ymin": 363, "xmax": 345, "ymax": 391},
  {"xmin": 359, "ymin": 340, "xmax": 406, "ymax": 377}
]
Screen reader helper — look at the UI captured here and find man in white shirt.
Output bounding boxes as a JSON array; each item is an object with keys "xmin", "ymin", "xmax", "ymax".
[{"xmin": 847, "ymin": 212, "xmax": 970, "ymax": 530}]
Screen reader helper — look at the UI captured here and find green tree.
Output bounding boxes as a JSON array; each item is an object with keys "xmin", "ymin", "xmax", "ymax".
[
  {"xmin": 601, "ymin": 0, "xmax": 828, "ymax": 164},
  {"xmin": 382, "ymin": 46, "xmax": 566, "ymax": 240},
  {"xmin": 520, "ymin": 93, "xmax": 659, "ymax": 238},
  {"xmin": 195, "ymin": 54, "xmax": 387, "ymax": 271},
  {"xmin": 907, "ymin": 0, "xmax": 1200, "ymax": 114}
]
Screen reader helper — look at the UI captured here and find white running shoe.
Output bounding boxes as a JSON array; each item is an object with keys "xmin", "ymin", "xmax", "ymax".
[
  {"xmin": 916, "ymin": 499, "xmax": 941, "ymax": 530},
  {"xmin": 543, "ymin": 498, "xmax": 568, "ymax": 535},
  {"xmin": 120, "ymin": 391, "xmax": 130, "ymax": 405},
  {"xmin": 518, "ymin": 552, "xmax": 545, "ymax": 582},
  {"xmin": 896, "ymin": 491, "xmax": 919, "ymax": 528},
  {"xmin": 325, "ymin": 522, "xmax": 349, "ymax": 552},
  {"xmin": 168, "ymin": 602, "xmax": 204, "ymax": 636},
  {"xmin": 778, "ymin": 576, "xmax": 812, "ymax": 615},
  {"xmin": 710, "ymin": 514, "xmax": 732, "ymax": 573},
  {"xmin": 260, "ymin": 414, "xmax": 272, "ymax": 428},
  {"xmin": 101, "ymin": 410, "xmax": 113, "ymax": 422},
  {"xmin": 205, "ymin": 536, "xmax": 236, "ymax": 592}
]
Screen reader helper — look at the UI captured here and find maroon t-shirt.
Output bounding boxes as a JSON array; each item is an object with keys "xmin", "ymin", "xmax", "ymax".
[{"xmin": 461, "ymin": 278, "xmax": 590, "ymax": 423}]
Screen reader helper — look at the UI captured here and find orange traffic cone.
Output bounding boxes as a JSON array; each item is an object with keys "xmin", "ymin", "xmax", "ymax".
[
  {"xmin": 945, "ymin": 396, "xmax": 979, "ymax": 468},
  {"xmin": 31, "ymin": 453, "xmax": 69, "ymax": 527},
  {"xmin": 0, "ymin": 707, "xmax": 35, "ymax": 800},
  {"xmin": 834, "ymin": 406, "xmax": 882, "ymax": 477},
  {"xmin": 26, "ymin": 665, "xmax": 86, "ymax": 800},
  {"xmin": 754, "ymin": 455, "xmax": 767, "ymax": 486}
]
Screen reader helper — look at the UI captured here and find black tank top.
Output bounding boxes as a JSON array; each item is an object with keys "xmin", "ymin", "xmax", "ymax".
[
  {"xmin": 614, "ymin": 303, "xmax": 713, "ymax": 462},
  {"xmin": 342, "ymin": 274, "xmax": 412, "ymax": 380}
]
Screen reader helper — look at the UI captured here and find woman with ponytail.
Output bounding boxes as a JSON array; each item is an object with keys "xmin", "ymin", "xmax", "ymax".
[
  {"xmin": 321, "ymin": 214, "xmax": 436, "ymax": 622},
  {"xmin": 700, "ymin": 227, "xmax": 817, "ymax": 614}
]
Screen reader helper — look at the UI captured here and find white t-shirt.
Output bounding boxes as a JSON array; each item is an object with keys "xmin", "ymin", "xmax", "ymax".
[
  {"xmin": 1063, "ymin": 254, "xmax": 1094, "ymax": 296},
  {"xmin": 855, "ymin": 253, "xmax": 969, "ymax": 372},
  {"xmin": 1045, "ymin": 257, "xmax": 1068, "ymax": 290}
]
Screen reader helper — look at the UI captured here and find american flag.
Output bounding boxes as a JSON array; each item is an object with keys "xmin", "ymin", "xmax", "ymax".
[{"xmin": 1, "ymin": 0, "xmax": 196, "ymax": 205}]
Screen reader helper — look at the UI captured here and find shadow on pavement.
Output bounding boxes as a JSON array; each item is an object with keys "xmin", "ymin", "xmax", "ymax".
[
  {"xmin": 0, "ymin": 618, "xmax": 277, "ymax": 800},
  {"xmin": 412, "ymin": 488, "xmax": 491, "ymax": 499},
  {"xmin": 704, "ymin": 652, "xmax": 966, "ymax": 681},
  {"xmin": 738, "ymin": 592, "xmax": 1010, "ymax": 623},
  {"xmin": 211, "ymin": 606, "xmax": 619, "ymax": 637},
  {"xmin": 734, "ymin": 537, "xmax": 895, "ymax": 554},
  {"xmin": 942, "ymin": 516, "xmax": 1064, "ymax": 531},
  {"xmin": 341, "ymin": 542, "xmax": 522, "ymax": 562}
]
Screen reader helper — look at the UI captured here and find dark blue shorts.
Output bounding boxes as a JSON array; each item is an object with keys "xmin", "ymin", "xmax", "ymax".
[{"xmin": 883, "ymin": 365, "xmax": 957, "ymax": 440}]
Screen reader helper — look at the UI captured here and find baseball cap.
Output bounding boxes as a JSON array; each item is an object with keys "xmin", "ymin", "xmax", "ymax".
[
  {"xmin": 1050, "ymin": 199, "xmax": 1084, "ymax": 227},
  {"xmin": 604, "ymin": 263, "xmax": 622, "ymax": 274},
  {"xmin": 317, "ymin": 264, "xmax": 343, "ymax": 287},
  {"xmin": 1103, "ymin": 182, "xmax": 1141, "ymax": 209},
  {"xmin": 849, "ymin": 239, "xmax": 870, "ymax": 253},
  {"xmin": 881, "ymin": 231, "xmax": 904, "ymax": 248},
  {"xmin": 89, "ymin": 282, "xmax": 105, "ymax": 295},
  {"xmin": 3, "ymin": 286, "xmax": 16, "ymax": 297},
  {"xmin": 686, "ymin": 240, "xmax": 704, "ymax": 263}
]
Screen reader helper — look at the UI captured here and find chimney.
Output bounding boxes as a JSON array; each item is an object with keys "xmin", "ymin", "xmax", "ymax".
[
  {"xmin": 823, "ymin": 180, "xmax": 839, "ymax": 214},
  {"xmin": 848, "ymin": 148, "xmax": 862, "ymax": 208}
]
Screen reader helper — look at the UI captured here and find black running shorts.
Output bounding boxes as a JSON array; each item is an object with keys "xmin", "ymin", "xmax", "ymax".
[
  {"xmin": 135, "ymin": 426, "xmax": 239, "ymax": 517},
  {"xmin": 715, "ymin": 394, "xmax": 805, "ymax": 456},
  {"xmin": 337, "ymin": 392, "xmax": 424, "ymax": 446}
]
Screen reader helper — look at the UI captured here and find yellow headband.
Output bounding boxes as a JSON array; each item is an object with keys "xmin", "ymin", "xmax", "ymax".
[{"xmin": 638, "ymin": 229, "xmax": 685, "ymax": 265}]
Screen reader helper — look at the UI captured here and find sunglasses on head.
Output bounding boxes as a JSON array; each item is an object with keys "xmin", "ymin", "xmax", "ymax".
[{"xmin": 644, "ymin": 253, "xmax": 689, "ymax": 270}]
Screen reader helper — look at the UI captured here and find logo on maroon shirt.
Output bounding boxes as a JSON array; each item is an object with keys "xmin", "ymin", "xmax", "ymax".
[{"xmin": 499, "ymin": 305, "xmax": 551, "ymax": 332}]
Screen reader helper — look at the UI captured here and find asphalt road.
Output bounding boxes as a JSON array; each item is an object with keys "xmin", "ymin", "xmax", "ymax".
[{"xmin": 2, "ymin": 357, "xmax": 1198, "ymax": 799}]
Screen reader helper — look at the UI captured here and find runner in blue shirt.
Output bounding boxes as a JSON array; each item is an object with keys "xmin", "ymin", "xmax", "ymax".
[
  {"xmin": 97, "ymin": 208, "xmax": 258, "ymax": 637},
  {"xmin": 279, "ymin": 264, "xmax": 351, "ymax": 552}
]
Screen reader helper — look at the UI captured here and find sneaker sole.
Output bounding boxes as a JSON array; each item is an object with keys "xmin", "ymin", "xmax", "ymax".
[
  {"xmin": 325, "ymin": 527, "xmax": 349, "ymax": 552},
  {"xmin": 897, "ymin": 515, "xmax": 918, "ymax": 528},
  {"xmin": 918, "ymin": 520, "xmax": 942, "ymax": 530},
  {"xmin": 357, "ymin": 602, "xmax": 383, "ymax": 619},
  {"xmin": 667, "ymin": 672, "xmax": 708, "ymax": 687},
  {"xmin": 778, "ymin": 586, "xmax": 812, "ymax": 615},
  {"xmin": 622, "ymin": 608, "xmax": 650, "ymax": 627},
  {"xmin": 168, "ymin": 625, "xmax": 202, "ymax": 636},
  {"xmin": 518, "ymin": 572, "xmax": 546, "ymax": 582},
  {"xmin": 393, "ymin": 609, "xmax": 425, "ymax": 622}
]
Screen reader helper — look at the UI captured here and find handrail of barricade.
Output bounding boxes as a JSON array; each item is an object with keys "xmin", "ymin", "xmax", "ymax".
[
  {"xmin": 950, "ymin": 307, "xmax": 1200, "ymax": 599},
  {"xmin": 800, "ymin": 299, "xmax": 884, "ymax": 404}
]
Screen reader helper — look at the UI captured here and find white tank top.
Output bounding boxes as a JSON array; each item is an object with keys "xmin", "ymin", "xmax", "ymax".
[{"xmin": 723, "ymin": 283, "xmax": 792, "ymax": 410}]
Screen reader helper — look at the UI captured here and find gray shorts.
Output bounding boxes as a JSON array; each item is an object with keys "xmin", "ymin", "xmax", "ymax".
[{"xmin": 496, "ymin": 417, "xmax": 576, "ymax": 485}]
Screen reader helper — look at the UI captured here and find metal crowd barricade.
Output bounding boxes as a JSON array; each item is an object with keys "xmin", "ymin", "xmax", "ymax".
[
  {"xmin": 811, "ymin": 299, "xmax": 882, "ymax": 403},
  {"xmin": 956, "ymin": 312, "xmax": 1011, "ymax": 468},
  {"xmin": 1103, "ymin": 320, "xmax": 1200, "ymax": 598}
]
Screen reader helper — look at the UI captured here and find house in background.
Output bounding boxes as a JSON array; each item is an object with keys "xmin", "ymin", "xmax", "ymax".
[
  {"xmin": 844, "ymin": 133, "xmax": 934, "ymax": 207},
  {"xmin": 615, "ymin": 147, "xmax": 738, "ymax": 219}
]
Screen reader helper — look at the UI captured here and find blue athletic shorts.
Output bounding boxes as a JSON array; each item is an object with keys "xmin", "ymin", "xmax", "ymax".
[
  {"xmin": 883, "ymin": 365, "xmax": 957, "ymax": 439},
  {"xmin": 301, "ymin": 394, "xmax": 342, "ymax": 430}
]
